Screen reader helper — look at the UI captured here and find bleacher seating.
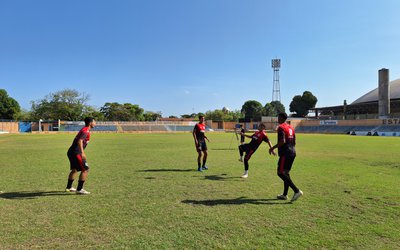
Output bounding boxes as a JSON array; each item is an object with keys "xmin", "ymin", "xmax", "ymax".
[
  {"xmin": 62, "ymin": 125, "xmax": 118, "ymax": 132},
  {"xmin": 61, "ymin": 123, "xmax": 201, "ymax": 132},
  {"xmin": 375, "ymin": 125, "xmax": 400, "ymax": 132},
  {"xmin": 120, "ymin": 125, "xmax": 168, "ymax": 132},
  {"xmin": 296, "ymin": 124, "xmax": 400, "ymax": 134},
  {"xmin": 61, "ymin": 125, "xmax": 82, "ymax": 131},
  {"xmin": 165, "ymin": 125, "xmax": 193, "ymax": 132},
  {"xmin": 92, "ymin": 125, "xmax": 118, "ymax": 132},
  {"xmin": 165, "ymin": 125, "xmax": 213, "ymax": 132}
]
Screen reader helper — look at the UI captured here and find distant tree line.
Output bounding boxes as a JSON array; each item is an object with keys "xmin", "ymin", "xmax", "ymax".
[
  {"xmin": 0, "ymin": 88, "xmax": 317, "ymax": 121},
  {"xmin": 0, "ymin": 89, "xmax": 21, "ymax": 120},
  {"xmin": 0, "ymin": 89, "xmax": 161, "ymax": 121}
]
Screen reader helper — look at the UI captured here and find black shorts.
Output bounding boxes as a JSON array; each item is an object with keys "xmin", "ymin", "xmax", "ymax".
[
  {"xmin": 277, "ymin": 154, "xmax": 296, "ymax": 174},
  {"xmin": 67, "ymin": 150, "xmax": 89, "ymax": 172},
  {"xmin": 239, "ymin": 144, "xmax": 256, "ymax": 161},
  {"xmin": 197, "ymin": 141, "xmax": 207, "ymax": 151}
]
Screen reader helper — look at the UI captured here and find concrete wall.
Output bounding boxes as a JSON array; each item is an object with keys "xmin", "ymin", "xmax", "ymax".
[{"xmin": 0, "ymin": 122, "xmax": 19, "ymax": 133}]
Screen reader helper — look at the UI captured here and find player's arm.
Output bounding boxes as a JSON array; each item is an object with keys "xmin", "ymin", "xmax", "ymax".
[
  {"xmin": 242, "ymin": 133, "xmax": 252, "ymax": 138},
  {"xmin": 78, "ymin": 139, "xmax": 86, "ymax": 160},
  {"xmin": 269, "ymin": 129, "xmax": 285, "ymax": 154},
  {"xmin": 267, "ymin": 141, "xmax": 276, "ymax": 156},
  {"xmin": 265, "ymin": 138, "xmax": 276, "ymax": 156},
  {"xmin": 192, "ymin": 128, "xmax": 199, "ymax": 147},
  {"xmin": 204, "ymin": 134, "xmax": 210, "ymax": 142}
]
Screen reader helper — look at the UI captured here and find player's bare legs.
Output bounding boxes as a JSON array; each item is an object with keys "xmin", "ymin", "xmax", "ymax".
[
  {"xmin": 66, "ymin": 169, "xmax": 78, "ymax": 192},
  {"xmin": 202, "ymin": 150, "xmax": 208, "ymax": 170},
  {"xmin": 197, "ymin": 150, "xmax": 203, "ymax": 171},
  {"xmin": 68, "ymin": 169, "xmax": 78, "ymax": 181},
  {"xmin": 76, "ymin": 170, "xmax": 90, "ymax": 194}
]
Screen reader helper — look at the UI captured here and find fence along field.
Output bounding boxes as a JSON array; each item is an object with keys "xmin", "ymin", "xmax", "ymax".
[{"xmin": 0, "ymin": 133, "xmax": 399, "ymax": 249}]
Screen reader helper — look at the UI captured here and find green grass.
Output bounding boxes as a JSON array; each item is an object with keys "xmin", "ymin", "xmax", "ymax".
[{"xmin": 0, "ymin": 132, "xmax": 399, "ymax": 249}]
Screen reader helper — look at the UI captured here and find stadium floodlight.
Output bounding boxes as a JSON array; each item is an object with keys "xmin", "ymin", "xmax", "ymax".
[
  {"xmin": 271, "ymin": 59, "xmax": 281, "ymax": 69},
  {"xmin": 271, "ymin": 58, "xmax": 281, "ymax": 102}
]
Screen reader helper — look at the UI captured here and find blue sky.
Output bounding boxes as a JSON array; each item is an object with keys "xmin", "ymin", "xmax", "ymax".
[{"xmin": 1, "ymin": 0, "xmax": 399, "ymax": 117}]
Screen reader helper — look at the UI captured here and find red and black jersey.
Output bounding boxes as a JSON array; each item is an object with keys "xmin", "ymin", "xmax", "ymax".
[
  {"xmin": 69, "ymin": 126, "xmax": 91, "ymax": 154},
  {"xmin": 277, "ymin": 123, "xmax": 296, "ymax": 156},
  {"xmin": 248, "ymin": 130, "xmax": 270, "ymax": 151},
  {"xmin": 194, "ymin": 123, "xmax": 206, "ymax": 142}
]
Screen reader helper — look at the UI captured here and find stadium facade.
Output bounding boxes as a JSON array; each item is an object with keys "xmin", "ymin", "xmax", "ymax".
[{"xmin": 313, "ymin": 69, "xmax": 400, "ymax": 119}]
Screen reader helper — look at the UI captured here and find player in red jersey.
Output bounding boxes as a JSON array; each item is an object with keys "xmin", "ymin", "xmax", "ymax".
[
  {"xmin": 193, "ymin": 115, "xmax": 210, "ymax": 172},
  {"xmin": 269, "ymin": 113, "xmax": 303, "ymax": 202},
  {"xmin": 238, "ymin": 123, "xmax": 275, "ymax": 178},
  {"xmin": 65, "ymin": 117, "xmax": 96, "ymax": 195}
]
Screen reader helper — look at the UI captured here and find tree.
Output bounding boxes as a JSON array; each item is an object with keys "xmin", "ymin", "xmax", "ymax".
[
  {"xmin": 289, "ymin": 91, "xmax": 318, "ymax": 117},
  {"xmin": 84, "ymin": 106, "xmax": 105, "ymax": 121},
  {"xmin": 263, "ymin": 103, "xmax": 274, "ymax": 116},
  {"xmin": 30, "ymin": 89, "xmax": 89, "ymax": 121},
  {"xmin": 181, "ymin": 114, "xmax": 192, "ymax": 118},
  {"xmin": 271, "ymin": 101, "xmax": 286, "ymax": 114},
  {"xmin": 241, "ymin": 100, "xmax": 264, "ymax": 120},
  {"xmin": 264, "ymin": 101, "xmax": 286, "ymax": 116},
  {"xmin": 205, "ymin": 109, "xmax": 225, "ymax": 121},
  {"xmin": 144, "ymin": 111, "xmax": 162, "ymax": 121},
  {"xmin": 100, "ymin": 102, "xmax": 144, "ymax": 121},
  {"xmin": 205, "ymin": 109, "xmax": 243, "ymax": 121},
  {"xmin": 180, "ymin": 113, "xmax": 198, "ymax": 119},
  {"xmin": 0, "ymin": 89, "xmax": 21, "ymax": 120},
  {"xmin": 229, "ymin": 110, "xmax": 244, "ymax": 121},
  {"xmin": 16, "ymin": 109, "xmax": 32, "ymax": 121}
]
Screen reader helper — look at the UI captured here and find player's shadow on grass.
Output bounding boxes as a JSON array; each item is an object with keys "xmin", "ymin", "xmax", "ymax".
[
  {"xmin": 211, "ymin": 148, "xmax": 237, "ymax": 151},
  {"xmin": 182, "ymin": 196, "xmax": 291, "ymax": 206},
  {"xmin": 138, "ymin": 169, "xmax": 195, "ymax": 172},
  {"xmin": 202, "ymin": 174, "xmax": 241, "ymax": 181},
  {"xmin": 0, "ymin": 191, "xmax": 71, "ymax": 200}
]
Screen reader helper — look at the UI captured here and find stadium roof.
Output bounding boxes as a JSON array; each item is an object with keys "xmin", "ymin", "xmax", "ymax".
[{"xmin": 352, "ymin": 78, "xmax": 400, "ymax": 104}]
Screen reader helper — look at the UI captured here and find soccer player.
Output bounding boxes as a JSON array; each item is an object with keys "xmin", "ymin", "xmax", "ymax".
[
  {"xmin": 238, "ymin": 123, "xmax": 275, "ymax": 178},
  {"xmin": 65, "ymin": 117, "xmax": 96, "ymax": 195},
  {"xmin": 193, "ymin": 115, "xmax": 210, "ymax": 172},
  {"xmin": 269, "ymin": 113, "xmax": 303, "ymax": 202},
  {"xmin": 239, "ymin": 124, "xmax": 245, "ymax": 145}
]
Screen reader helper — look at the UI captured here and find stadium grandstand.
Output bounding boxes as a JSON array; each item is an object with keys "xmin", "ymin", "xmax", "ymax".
[
  {"xmin": 0, "ymin": 120, "xmax": 214, "ymax": 133},
  {"xmin": 312, "ymin": 78, "xmax": 400, "ymax": 120},
  {"xmin": 297, "ymin": 69, "xmax": 400, "ymax": 136}
]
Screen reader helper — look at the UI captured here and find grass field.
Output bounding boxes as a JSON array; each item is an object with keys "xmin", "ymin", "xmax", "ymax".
[{"xmin": 0, "ymin": 132, "xmax": 399, "ymax": 249}]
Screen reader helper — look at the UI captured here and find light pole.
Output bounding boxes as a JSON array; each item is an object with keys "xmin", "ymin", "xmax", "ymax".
[
  {"xmin": 39, "ymin": 119, "xmax": 43, "ymax": 132},
  {"xmin": 271, "ymin": 58, "xmax": 281, "ymax": 102}
]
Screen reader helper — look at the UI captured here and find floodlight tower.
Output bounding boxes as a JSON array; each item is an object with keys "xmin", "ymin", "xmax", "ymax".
[{"xmin": 271, "ymin": 58, "xmax": 281, "ymax": 102}]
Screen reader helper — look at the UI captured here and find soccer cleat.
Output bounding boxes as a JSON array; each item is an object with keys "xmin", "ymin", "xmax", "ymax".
[
  {"xmin": 291, "ymin": 190, "xmax": 303, "ymax": 202},
  {"xmin": 241, "ymin": 173, "xmax": 248, "ymax": 178},
  {"xmin": 76, "ymin": 189, "xmax": 90, "ymax": 195},
  {"xmin": 277, "ymin": 194, "xmax": 288, "ymax": 200},
  {"xmin": 202, "ymin": 166, "xmax": 208, "ymax": 170},
  {"xmin": 197, "ymin": 167, "xmax": 203, "ymax": 172},
  {"xmin": 238, "ymin": 158, "xmax": 243, "ymax": 162},
  {"xmin": 65, "ymin": 187, "xmax": 77, "ymax": 192}
]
